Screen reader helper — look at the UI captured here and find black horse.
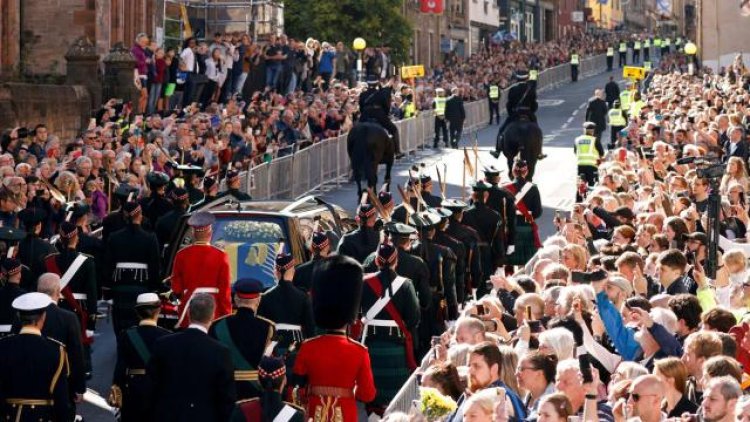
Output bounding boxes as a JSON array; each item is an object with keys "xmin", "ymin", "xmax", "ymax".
[
  {"xmin": 347, "ymin": 121, "xmax": 394, "ymax": 198},
  {"xmin": 495, "ymin": 117, "xmax": 543, "ymax": 180}
]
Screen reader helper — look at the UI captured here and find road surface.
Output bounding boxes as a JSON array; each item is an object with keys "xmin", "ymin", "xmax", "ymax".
[{"xmin": 80, "ymin": 66, "xmax": 624, "ymax": 421}]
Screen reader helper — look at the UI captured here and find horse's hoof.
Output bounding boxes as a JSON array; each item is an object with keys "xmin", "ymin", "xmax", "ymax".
[
  {"xmin": 395, "ymin": 153, "xmax": 405, "ymax": 160},
  {"xmin": 489, "ymin": 151, "xmax": 501, "ymax": 159},
  {"xmin": 537, "ymin": 154, "xmax": 547, "ymax": 160}
]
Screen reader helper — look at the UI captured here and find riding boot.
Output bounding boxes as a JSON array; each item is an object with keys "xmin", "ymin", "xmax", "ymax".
[{"xmin": 490, "ymin": 133, "xmax": 503, "ymax": 159}]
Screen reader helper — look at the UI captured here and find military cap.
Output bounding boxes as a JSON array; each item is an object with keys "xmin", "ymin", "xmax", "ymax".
[
  {"xmin": 226, "ymin": 170, "xmax": 241, "ymax": 183},
  {"xmin": 311, "ymin": 255, "xmax": 363, "ymax": 329},
  {"xmin": 203, "ymin": 178, "xmax": 218, "ymax": 191},
  {"xmin": 275, "ymin": 251, "xmax": 296, "ymax": 272},
  {"xmin": 311, "ymin": 231, "xmax": 330, "ymax": 251},
  {"xmin": 377, "ymin": 191, "xmax": 393, "ymax": 207},
  {"xmin": 233, "ymin": 278, "xmax": 264, "ymax": 299},
  {"xmin": 407, "ymin": 177, "xmax": 420, "ymax": 187},
  {"xmin": 170, "ymin": 188, "xmax": 189, "ymax": 202},
  {"xmin": 135, "ymin": 293, "xmax": 161, "ymax": 308},
  {"xmin": 1, "ymin": 258, "xmax": 22, "ymax": 277},
  {"xmin": 409, "ymin": 210, "xmax": 442, "ymax": 228},
  {"xmin": 483, "ymin": 165, "xmax": 502, "ymax": 177},
  {"xmin": 613, "ymin": 99, "xmax": 621, "ymax": 107},
  {"xmin": 366, "ymin": 74, "xmax": 380, "ymax": 85},
  {"xmin": 358, "ymin": 203, "xmax": 377, "ymax": 219},
  {"xmin": 122, "ymin": 201, "xmax": 142, "ymax": 217},
  {"xmin": 419, "ymin": 175, "xmax": 432, "ymax": 184},
  {"xmin": 441, "ymin": 199, "xmax": 468, "ymax": 210},
  {"xmin": 146, "ymin": 171, "xmax": 170, "ymax": 188},
  {"xmin": 0, "ymin": 227, "xmax": 26, "ymax": 241},
  {"xmin": 471, "ymin": 181, "xmax": 492, "ymax": 192},
  {"xmin": 375, "ymin": 242, "xmax": 398, "ymax": 267},
  {"xmin": 114, "ymin": 184, "xmax": 138, "ymax": 201},
  {"xmin": 435, "ymin": 87, "xmax": 445, "ymax": 94},
  {"xmin": 583, "ymin": 121, "xmax": 597, "ymax": 130},
  {"xmin": 384, "ymin": 222, "xmax": 417, "ymax": 238},
  {"xmin": 187, "ymin": 211, "xmax": 215, "ymax": 232},
  {"xmin": 18, "ymin": 207, "xmax": 47, "ymax": 226},
  {"xmin": 59, "ymin": 222, "xmax": 78, "ymax": 240},
  {"xmin": 176, "ymin": 164, "xmax": 205, "ymax": 177},
  {"xmin": 258, "ymin": 356, "xmax": 286, "ymax": 380},
  {"xmin": 513, "ymin": 158, "xmax": 528, "ymax": 168},
  {"xmin": 12, "ymin": 292, "xmax": 53, "ymax": 315},
  {"xmin": 515, "ymin": 69, "xmax": 529, "ymax": 80},
  {"xmin": 65, "ymin": 202, "xmax": 90, "ymax": 220},
  {"xmin": 432, "ymin": 207, "xmax": 453, "ymax": 219}
]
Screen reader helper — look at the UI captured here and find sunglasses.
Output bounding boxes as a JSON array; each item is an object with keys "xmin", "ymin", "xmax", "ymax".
[{"xmin": 626, "ymin": 392, "xmax": 658, "ymax": 402}]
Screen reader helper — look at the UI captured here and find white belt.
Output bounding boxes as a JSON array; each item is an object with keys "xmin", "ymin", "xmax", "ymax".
[
  {"xmin": 361, "ymin": 319, "xmax": 400, "ymax": 344},
  {"xmin": 0, "ymin": 325, "xmax": 11, "ymax": 333},
  {"xmin": 116, "ymin": 263, "xmax": 148, "ymax": 270},
  {"xmin": 276, "ymin": 323, "xmax": 302, "ymax": 332},
  {"xmin": 73, "ymin": 293, "xmax": 88, "ymax": 300},
  {"xmin": 176, "ymin": 287, "xmax": 220, "ymax": 327},
  {"xmin": 160, "ymin": 314, "xmax": 178, "ymax": 320}
]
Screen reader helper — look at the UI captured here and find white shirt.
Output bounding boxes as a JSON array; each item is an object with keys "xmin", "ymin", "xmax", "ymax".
[
  {"xmin": 188, "ymin": 323, "xmax": 208, "ymax": 334},
  {"xmin": 180, "ymin": 48, "xmax": 196, "ymax": 73}
]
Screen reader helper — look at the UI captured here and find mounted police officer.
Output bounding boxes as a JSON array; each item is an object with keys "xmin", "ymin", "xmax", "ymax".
[
  {"xmin": 492, "ymin": 70, "xmax": 539, "ymax": 160},
  {"xmin": 359, "ymin": 75, "xmax": 404, "ymax": 159}
]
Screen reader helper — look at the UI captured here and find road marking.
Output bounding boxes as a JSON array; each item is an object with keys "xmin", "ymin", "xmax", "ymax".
[
  {"xmin": 567, "ymin": 116, "xmax": 574, "ymax": 123},
  {"xmin": 578, "ymin": 103, "xmax": 587, "ymax": 110},
  {"xmin": 571, "ymin": 110, "xmax": 578, "ymax": 116},
  {"xmin": 539, "ymin": 99, "xmax": 565, "ymax": 107}
]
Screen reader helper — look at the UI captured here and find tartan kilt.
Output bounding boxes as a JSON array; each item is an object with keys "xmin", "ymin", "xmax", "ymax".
[
  {"xmin": 506, "ymin": 219, "xmax": 539, "ymax": 266},
  {"xmin": 366, "ymin": 337, "xmax": 411, "ymax": 407}
]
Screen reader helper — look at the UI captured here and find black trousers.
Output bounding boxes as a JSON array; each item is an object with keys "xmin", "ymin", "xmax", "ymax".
[
  {"xmin": 489, "ymin": 100, "xmax": 500, "ymax": 124},
  {"xmin": 449, "ymin": 120, "xmax": 463, "ymax": 148},
  {"xmin": 607, "ymin": 56, "xmax": 613, "ymax": 70},
  {"xmin": 632, "ymin": 50, "xmax": 640, "ymax": 63},
  {"xmin": 578, "ymin": 165, "xmax": 599, "ymax": 186},
  {"xmin": 610, "ymin": 125, "xmax": 625, "ymax": 147},
  {"xmin": 644, "ymin": 48, "xmax": 650, "ymax": 62},
  {"xmin": 619, "ymin": 52, "xmax": 626, "ymax": 67},
  {"xmin": 434, "ymin": 117, "xmax": 449, "ymax": 147},
  {"xmin": 366, "ymin": 113, "xmax": 401, "ymax": 154},
  {"xmin": 571, "ymin": 64, "xmax": 579, "ymax": 82}
]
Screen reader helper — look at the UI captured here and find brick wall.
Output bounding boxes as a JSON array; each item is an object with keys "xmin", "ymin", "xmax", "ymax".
[{"xmin": 0, "ymin": 83, "xmax": 91, "ymax": 141}]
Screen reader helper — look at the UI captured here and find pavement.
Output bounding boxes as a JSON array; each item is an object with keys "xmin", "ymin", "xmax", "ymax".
[{"xmin": 79, "ymin": 66, "xmax": 625, "ymax": 421}]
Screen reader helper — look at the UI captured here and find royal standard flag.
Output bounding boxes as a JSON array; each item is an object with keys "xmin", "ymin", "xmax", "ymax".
[{"xmin": 224, "ymin": 242, "xmax": 283, "ymax": 289}]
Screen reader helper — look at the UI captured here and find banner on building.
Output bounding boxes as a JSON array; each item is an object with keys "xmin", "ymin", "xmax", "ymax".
[
  {"xmin": 656, "ymin": 0, "xmax": 672, "ymax": 16},
  {"xmin": 420, "ymin": 0, "xmax": 444, "ymax": 14},
  {"xmin": 571, "ymin": 11, "xmax": 584, "ymax": 22}
]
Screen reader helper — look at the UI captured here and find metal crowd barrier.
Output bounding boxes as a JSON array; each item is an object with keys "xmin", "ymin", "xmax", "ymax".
[{"xmin": 236, "ymin": 54, "xmax": 608, "ymax": 201}]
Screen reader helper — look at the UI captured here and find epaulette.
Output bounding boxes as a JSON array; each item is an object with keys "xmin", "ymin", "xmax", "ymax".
[
  {"xmin": 256, "ymin": 315, "xmax": 276, "ymax": 327},
  {"xmin": 43, "ymin": 252, "xmax": 60, "ymax": 261},
  {"xmin": 347, "ymin": 336, "xmax": 368, "ymax": 350},
  {"xmin": 79, "ymin": 253, "xmax": 94, "ymax": 259},
  {"xmin": 283, "ymin": 402, "xmax": 305, "ymax": 412},
  {"xmin": 300, "ymin": 334, "xmax": 323, "ymax": 345},
  {"xmin": 47, "ymin": 337, "xmax": 66, "ymax": 349},
  {"xmin": 235, "ymin": 397, "xmax": 259, "ymax": 405},
  {"xmin": 212, "ymin": 313, "xmax": 232, "ymax": 323}
]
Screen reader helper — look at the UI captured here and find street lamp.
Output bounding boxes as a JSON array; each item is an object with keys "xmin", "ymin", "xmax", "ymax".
[
  {"xmin": 684, "ymin": 41, "xmax": 697, "ymax": 75},
  {"xmin": 353, "ymin": 37, "xmax": 367, "ymax": 83}
]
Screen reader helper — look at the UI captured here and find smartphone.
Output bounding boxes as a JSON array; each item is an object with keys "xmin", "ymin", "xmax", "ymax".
[
  {"xmin": 431, "ymin": 336, "xmax": 441, "ymax": 348},
  {"xmin": 529, "ymin": 320, "xmax": 543, "ymax": 333},
  {"xmin": 579, "ymin": 353, "xmax": 593, "ymax": 383},
  {"xmin": 476, "ymin": 304, "xmax": 486, "ymax": 315},
  {"xmin": 525, "ymin": 305, "xmax": 532, "ymax": 320}
]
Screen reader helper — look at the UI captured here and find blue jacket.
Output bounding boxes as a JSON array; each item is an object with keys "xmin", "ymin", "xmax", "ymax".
[
  {"xmin": 446, "ymin": 380, "xmax": 526, "ymax": 422},
  {"xmin": 319, "ymin": 51, "xmax": 336, "ymax": 74}
]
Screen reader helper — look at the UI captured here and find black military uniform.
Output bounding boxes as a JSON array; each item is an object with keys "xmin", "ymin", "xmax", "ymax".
[
  {"xmin": 442, "ymin": 199, "xmax": 483, "ymax": 303},
  {"xmin": 483, "ymin": 167, "xmax": 517, "ymax": 267},
  {"xmin": 105, "ymin": 202, "xmax": 162, "ymax": 336},
  {"xmin": 102, "ymin": 184, "xmax": 139, "ymax": 244},
  {"xmin": 219, "ymin": 170, "xmax": 252, "ymax": 201},
  {"xmin": 391, "ymin": 189, "xmax": 419, "ymax": 225},
  {"xmin": 112, "ymin": 293, "xmax": 172, "ymax": 422},
  {"xmin": 292, "ymin": 231, "xmax": 330, "ymax": 294},
  {"xmin": 360, "ymin": 243, "xmax": 420, "ymax": 407},
  {"xmin": 337, "ymin": 204, "xmax": 380, "ymax": 263},
  {"xmin": 258, "ymin": 253, "xmax": 315, "ymax": 359},
  {"xmin": 154, "ymin": 188, "xmax": 190, "ymax": 251},
  {"xmin": 503, "ymin": 160, "xmax": 543, "ymax": 267},
  {"xmin": 433, "ymin": 208, "xmax": 466, "ymax": 319},
  {"xmin": 493, "ymin": 70, "xmax": 538, "ymax": 158},
  {"xmin": 210, "ymin": 279, "xmax": 274, "ymax": 401},
  {"xmin": 359, "ymin": 75, "xmax": 401, "ymax": 156},
  {"xmin": 194, "ymin": 177, "xmax": 219, "ymax": 210},
  {"xmin": 147, "ymin": 319, "xmax": 236, "ymax": 422},
  {"xmin": 140, "ymin": 171, "xmax": 174, "ymax": 228},
  {"xmin": 462, "ymin": 182, "xmax": 504, "ymax": 297},
  {"xmin": 0, "ymin": 259, "xmax": 25, "ymax": 338},
  {"xmin": 419, "ymin": 175, "xmax": 443, "ymax": 208},
  {"xmin": 16, "ymin": 208, "xmax": 56, "ymax": 292},
  {"xmin": 175, "ymin": 165, "xmax": 206, "ymax": 206},
  {"xmin": 231, "ymin": 356, "xmax": 305, "ymax": 422},
  {"xmin": 0, "ymin": 293, "xmax": 70, "ymax": 422}
]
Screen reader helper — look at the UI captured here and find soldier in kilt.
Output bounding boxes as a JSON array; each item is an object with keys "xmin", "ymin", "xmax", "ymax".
[
  {"xmin": 360, "ymin": 242, "xmax": 420, "ymax": 411},
  {"xmin": 503, "ymin": 158, "xmax": 543, "ymax": 267}
]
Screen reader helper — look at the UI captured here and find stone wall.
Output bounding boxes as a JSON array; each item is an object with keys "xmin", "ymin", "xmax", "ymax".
[{"xmin": 0, "ymin": 83, "xmax": 91, "ymax": 141}]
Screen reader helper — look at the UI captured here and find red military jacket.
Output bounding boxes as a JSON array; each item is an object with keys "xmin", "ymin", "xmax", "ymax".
[
  {"xmin": 293, "ymin": 332, "xmax": 376, "ymax": 421},
  {"xmin": 171, "ymin": 242, "xmax": 232, "ymax": 328}
]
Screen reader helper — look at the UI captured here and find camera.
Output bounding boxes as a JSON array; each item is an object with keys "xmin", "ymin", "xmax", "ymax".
[
  {"xmin": 697, "ymin": 163, "xmax": 726, "ymax": 179},
  {"xmin": 571, "ymin": 269, "xmax": 607, "ymax": 284}
]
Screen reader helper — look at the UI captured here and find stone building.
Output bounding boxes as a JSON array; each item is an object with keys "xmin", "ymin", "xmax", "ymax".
[{"xmin": 696, "ymin": 0, "xmax": 750, "ymax": 70}]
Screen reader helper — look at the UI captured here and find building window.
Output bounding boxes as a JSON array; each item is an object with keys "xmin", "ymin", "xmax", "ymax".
[
  {"xmin": 525, "ymin": 11, "xmax": 534, "ymax": 42},
  {"xmin": 484, "ymin": 1, "xmax": 489, "ymax": 14},
  {"xmin": 428, "ymin": 32, "xmax": 434, "ymax": 68}
]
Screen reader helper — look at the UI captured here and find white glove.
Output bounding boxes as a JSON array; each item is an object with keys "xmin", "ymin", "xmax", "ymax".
[{"xmin": 506, "ymin": 245, "xmax": 515, "ymax": 255}]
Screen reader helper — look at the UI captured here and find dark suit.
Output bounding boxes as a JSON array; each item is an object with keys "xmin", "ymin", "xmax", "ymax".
[
  {"xmin": 605, "ymin": 81, "xmax": 621, "ymax": 108},
  {"xmin": 147, "ymin": 328, "xmax": 236, "ymax": 422},
  {"xmin": 585, "ymin": 97, "xmax": 608, "ymax": 157},
  {"xmin": 725, "ymin": 140, "xmax": 749, "ymax": 163},
  {"xmin": 445, "ymin": 95, "xmax": 466, "ymax": 148}
]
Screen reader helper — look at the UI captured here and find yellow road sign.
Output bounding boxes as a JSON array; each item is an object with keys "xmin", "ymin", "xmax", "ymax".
[
  {"xmin": 401, "ymin": 65, "xmax": 425, "ymax": 79},
  {"xmin": 623, "ymin": 66, "xmax": 646, "ymax": 81}
]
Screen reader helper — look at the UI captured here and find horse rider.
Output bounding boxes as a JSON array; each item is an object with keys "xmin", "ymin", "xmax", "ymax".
[
  {"xmin": 491, "ymin": 70, "xmax": 543, "ymax": 160},
  {"xmin": 359, "ymin": 75, "xmax": 404, "ymax": 159}
]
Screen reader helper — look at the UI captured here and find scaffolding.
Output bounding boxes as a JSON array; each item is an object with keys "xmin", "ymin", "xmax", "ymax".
[{"xmin": 160, "ymin": 0, "xmax": 284, "ymax": 50}]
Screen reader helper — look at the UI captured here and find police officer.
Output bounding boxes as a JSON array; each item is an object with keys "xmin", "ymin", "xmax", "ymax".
[
  {"xmin": 360, "ymin": 242, "xmax": 420, "ymax": 409},
  {"xmin": 219, "ymin": 170, "xmax": 252, "ymax": 201},
  {"xmin": 608, "ymin": 99, "xmax": 628, "ymax": 149},
  {"xmin": 492, "ymin": 70, "xmax": 538, "ymax": 159},
  {"xmin": 461, "ymin": 181, "xmax": 503, "ymax": 297},
  {"xmin": 433, "ymin": 88, "xmax": 449, "ymax": 148},
  {"xmin": 633, "ymin": 38, "xmax": 642, "ymax": 64},
  {"xmin": 0, "ymin": 259, "xmax": 25, "ymax": 338},
  {"xmin": 486, "ymin": 77, "xmax": 501, "ymax": 125},
  {"xmin": 359, "ymin": 75, "xmax": 404, "ymax": 159},
  {"xmin": 575, "ymin": 122, "xmax": 601, "ymax": 186},
  {"xmin": 232, "ymin": 356, "xmax": 305, "ymax": 422},
  {"xmin": 653, "ymin": 36, "xmax": 662, "ymax": 58},
  {"xmin": 337, "ymin": 204, "xmax": 380, "ymax": 263},
  {"xmin": 257, "ymin": 251, "xmax": 315, "ymax": 358},
  {"xmin": 570, "ymin": 49, "xmax": 580, "ymax": 82},
  {"xmin": 420, "ymin": 174, "xmax": 443, "ymax": 208},
  {"xmin": 503, "ymin": 159, "xmax": 543, "ymax": 269},
  {"xmin": 110, "ymin": 293, "xmax": 171, "ymax": 422},
  {"xmin": 293, "ymin": 231, "xmax": 330, "ymax": 294},
  {"xmin": 400, "ymin": 87, "xmax": 417, "ymax": 119},
  {"xmin": 16, "ymin": 207, "xmax": 55, "ymax": 291},
  {"xmin": 662, "ymin": 37, "xmax": 671, "ymax": 56},
  {"xmin": 0, "ymin": 293, "xmax": 70, "ymax": 422},
  {"xmin": 442, "ymin": 199, "xmax": 482, "ymax": 304},
  {"xmin": 210, "ymin": 278, "xmax": 274, "ymax": 400},
  {"xmin": 102, "ymin": 184, "xmax": 139, "ymax": 243},
  {"xmin": 155, "ymin": 188, "xmax": 190, "ymax": 252},
  {"xmin": 643, "ymin": 37, "xmax": 651, "ymax": 62},
  {"xmin": 619, "ymin": 39, "xmax": 628, "ymax": 67},
  {"xmin": 606, "ymin": 45, "xmax": 615, "ymax": 71},
  {"xmin": 170, "ymin": 211, "xmax": 232, "ymax": 329},
  {"xmin": 141, "ymin": 171, "xmax": 173, "ymax": 228},
  {"xmin": 105, "ymin": 201, "xmax": 161, "ymax": 336}
]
